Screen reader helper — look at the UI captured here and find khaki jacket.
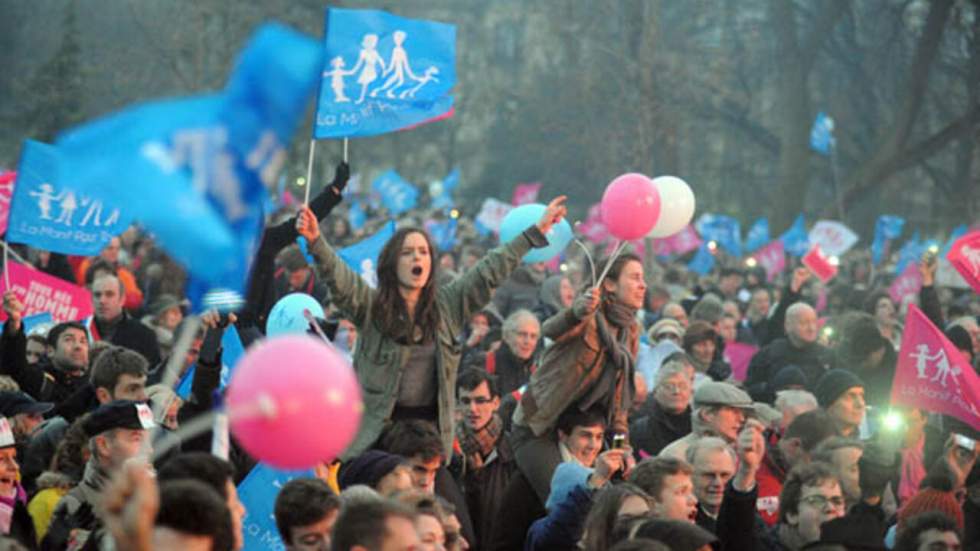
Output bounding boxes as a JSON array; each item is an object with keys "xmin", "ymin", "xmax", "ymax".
[
  {"xmin": 514, "ymin": 306, "xmax": 640, "ymax": 437},
  {"xmin": 309, "ymin": 231, "xmax": 537, "ymax": 460}
]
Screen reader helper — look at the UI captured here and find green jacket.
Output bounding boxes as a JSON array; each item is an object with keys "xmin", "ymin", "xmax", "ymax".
[{"xmin": 309, "ymin": 229, "xmax": 543, "ymax": 460}]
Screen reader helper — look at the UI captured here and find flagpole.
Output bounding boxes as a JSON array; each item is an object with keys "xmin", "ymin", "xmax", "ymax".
[
  {"xmin": 0, "ymin": 241, "xmax": 28, "ymax": 266},
  {"xmin": 830, "ymin": 143, "xmax": 845, "ymax": 221},
  {"xmin": 343, "ymin": 138, "xmax": 349, "ymax": 164},
  {"xmin": 2, "ymin": 241, "xmax": 9, "ymax": 291},
  {"xmin": 151, "ymin": 315, "xmax": 201, "ymax": 442},
  {"xmin": 304, "ymin": 139, "xmax": 317, "ymax": 205}
]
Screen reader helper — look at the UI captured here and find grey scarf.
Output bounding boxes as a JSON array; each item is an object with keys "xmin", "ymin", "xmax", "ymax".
[{"xmin": 579, "ymin": 299, "xmax": 637, "ymax": 418}]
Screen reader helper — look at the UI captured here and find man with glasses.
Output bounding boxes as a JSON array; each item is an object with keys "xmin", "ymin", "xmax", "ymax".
[
  {"xmin": 453, "ymin": 368, "xmax": 514, "ymax": 551},
  {"xmin": 764, "ymin": 461, "xmax": 846, "ymax": 550},
  {"xmin": 631, "ymin": 357, "xmax": 694, "ymax": 457}
]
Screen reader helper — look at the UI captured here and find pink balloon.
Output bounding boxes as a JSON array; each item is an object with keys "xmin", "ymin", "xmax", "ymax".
[
  {"xmin": 227, "ymin": 335, "xmax": 362, "ymax": 469},
  {"xmin": 600, "ymin": 173, "xmax": 661, "ymax": 241}
]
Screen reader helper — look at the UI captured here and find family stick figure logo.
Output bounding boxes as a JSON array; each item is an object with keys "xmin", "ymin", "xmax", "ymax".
[
  {"xmin": 910, "ymin": 344, "xmax": 963, "ymax": 390},
  {"xmin": 27, "ymin": 182, "xmax": 121, "ymax": 228},
  {"xmin": 323, "ymin": 30, "xmax": 439, "ymax": 105},
  {"xmin": 960, "ymin": 244, "xmax": 980, "ymax": 277}
]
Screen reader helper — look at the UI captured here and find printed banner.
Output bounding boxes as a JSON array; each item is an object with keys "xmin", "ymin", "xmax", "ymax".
[
  {"xmin": 807, "ymin": 220, "xmax": 858, "ymax": 258},
  {"xmin": 314, "ymin": 8, "xmax": 456, "ymax": 138},
  {"xmin": 0, "ymin": 260, "xmax": 92, "ymax": 323},
  {"xmin": 889, "ymin": 262, "xmax": 923, "ymax": 306},
  {"xmin": 0, "ymin": 171, "xmax": 15, "ymax": 235},
  {"xmin": 238, "ymin": 463, "xmax": 315, "ymax": 551},
  {"xmin": 371, "ymin": 170, "xmax": 418, "ymax": 215},
  {"xmin": 474, "ymin": 198, "xmax": 512, "ymax": 236},
  {"xmin": 801, "ymin": 245, "xmax": 837, "ymax": 283},
  {"xmin": 651, "ymin": 224, "xmax": 702, "ymax": 257},
  {"xmin": 7, "ymin": 140, "xmax": 129, "ymax": 256},
  {"xmin": 891, "ymin": 305, "xmax": 980, "ymax": 432},
  {"xmin": 338, "ymin": 221, "xmax": 396, "ymax": 288},
  {"xmin": 512, "ymin": 182, "xmax": 543, "ymax": 206},
  {"xmin": 578, "ymin": 203, "xmax": 609, "ymax": 244},
  {"xmin": 752, "ymin": 240, "xmax": 786, "ymax": 282},
  {"xmin": 947, "ymin": 230, "xmax": 980, "ymax": 295},
  {"xmin": 779, "ymin": 214, "xmax": 809, "ymax": 257},
  {"xmin": 744, "ymin": 218, "xmax": 770, "ymax": 254}
]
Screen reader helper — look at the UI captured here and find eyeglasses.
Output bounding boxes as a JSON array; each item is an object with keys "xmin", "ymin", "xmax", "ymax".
[
  {"xmin": 800, "ymin": 494, "xmax": 846, "ymax": 510},
  {"xmin": 660, "ymin": 383, "xmax": 690, "ymax": 393},
  {"xmin": 459, "ymin": 396, "xmax": 493, "ymax": 406}
]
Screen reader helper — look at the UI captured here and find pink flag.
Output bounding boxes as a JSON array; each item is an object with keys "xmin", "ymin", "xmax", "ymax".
[
  {"xmin": 892, "ymin": 305, "xmax": 980, "ymax": 431},
  {"xmin": 752, "ymin": 240, "xmax": 786, "ymax": 282},
  {"xmin": 0, "ymin": 260, "xmax": 93, "ymax": 323},
  {"xmin": 947, "ymin": 230, "xmax": 980, "ymax": 295},
  {"xmin": 724, "ymin": 342, "xmax": 758, "ymax": 382},
  {"xmin": 802, "ymin": 245, "xmax": 837, "ymax": 283},
  {"xmin": 0, "ymin": 171, "xmax": 14, "ymax": 235},
  {"xmin": 652, "ymin": 225, "xmax": 702, "ymax": 256},
  {"xmin": 511, "ymin": 182, "xmax": 543, "ymax": 206},
  {"xmin": 889, "ymin": 262, "xmax": 923, "ymax": 305},
  {"xmin": 578, "ymin": 204, "xmax": 609, "ymax": 244}
]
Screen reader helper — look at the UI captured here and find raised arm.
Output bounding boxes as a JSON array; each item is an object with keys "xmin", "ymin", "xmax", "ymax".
[
  {"xmin": 296, "ymin": 205, "xmax": 374, "ymax": 328},
  {"xmin": 442, "ymin": 196, "xmax": 567, "ymax": 329}
]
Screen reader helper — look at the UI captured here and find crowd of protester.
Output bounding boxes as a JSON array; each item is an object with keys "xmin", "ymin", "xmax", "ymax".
[{"xmin": 0, "ymin": 161, "xmax": 976, "ymax": 551}]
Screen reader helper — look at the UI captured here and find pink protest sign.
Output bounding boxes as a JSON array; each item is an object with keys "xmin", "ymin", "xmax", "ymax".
[
  {"xmin": 0, "ymin": 260, "xmax": 93, "ymax": 323},
  {"xmin": 891, "ymin": 305, "xmax": 980, "ymax": 431},
  {"xmin": 752, "ymin": 240, "xmax": 786, "ymax": 282},
  {"xmin": 0, "ymin": 171, "xmax": 14, "ymax": 235},
  {"xmin": 802, "ymin": 245, "xmax": 837, "ymax": 283},
  {"xmin": 723, "ymin": 342, "xmax": 758, "ymax": 382},
  {"xmin": 578, "ymin": 204, "xmax": 609, "ymax": 244},
  {"xmin": 889, "ymin": 263, "xmax": 923, "ymax": 306},
  {"xmin": 651, "ymin": 224, "xmax": 702, "ymax": 256},
  {"xmin": 947, "ymin": 230, "xmax": 980, "ymax": 295},
  {"xmin": 511, "ymin": 182, "xmax": 543, "ymax": 206}
]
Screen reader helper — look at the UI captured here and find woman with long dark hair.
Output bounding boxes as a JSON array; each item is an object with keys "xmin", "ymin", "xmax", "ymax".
[{"xmin": 295, "ymin": 197, "xmax": 567, "ymax": 460}]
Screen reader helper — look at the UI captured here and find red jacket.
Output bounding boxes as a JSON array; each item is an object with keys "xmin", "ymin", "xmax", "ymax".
[{"xmin": 755, "ymin": 437, "xmax": 787, "ymax": 526}]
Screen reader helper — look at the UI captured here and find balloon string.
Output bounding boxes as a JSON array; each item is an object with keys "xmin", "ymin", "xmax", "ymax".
[
  {"xmin": 304, "ymin": 309, "xmax": 332, "ymax": 345},
  {"xmin": 572, "ymin": 239, "xmax": 597, "ymax": 288},
  {"xmin": 595, "ymin": 241, "xmax": 627, "ymax": 288},
  {"xmin": 304, "ymin": 139, "xmax": 317, "ymax": 205}
]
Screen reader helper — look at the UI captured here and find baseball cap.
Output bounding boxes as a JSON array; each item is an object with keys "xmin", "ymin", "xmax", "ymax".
[
  {"xmin": 0, "ymin": 391, "xmax": 54, "ymax": 417},
  {"xmin": 83, "ymin": 400, "xmax": 155, "ymax": 437}
]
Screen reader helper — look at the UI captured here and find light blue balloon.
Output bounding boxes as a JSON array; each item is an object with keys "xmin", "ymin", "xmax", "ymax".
[
  {"xmin": 499, "ymin": 203, "xmax": 573, "ymax": 263},
  {"xmin": 266, "ymin": 293, "xmax": 325, "ymax": 337}
]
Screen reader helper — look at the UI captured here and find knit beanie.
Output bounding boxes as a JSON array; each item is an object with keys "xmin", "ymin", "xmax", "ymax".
[
  {"xmin": 814, "ymin": 369, "xmax": 865, "ymax": 408},
  {"xmin": 546, "ymin": 461, "xmax": 592, "ymax": 510},
  {"xmin": 772, "ymin": 365, "xmax": 808, "ymax": 392},
  {"xmin": 897, "ymin": 471, "xmax": 964, "ymax": 531},
  {"xmin": 338, "ymin": 450, "xmax": 407, "ymax": 490}
]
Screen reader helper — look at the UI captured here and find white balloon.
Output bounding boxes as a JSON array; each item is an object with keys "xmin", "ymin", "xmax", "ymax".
[{"xmin": 648, "ymin": 176, "xmax": 695, "ymax": 238}]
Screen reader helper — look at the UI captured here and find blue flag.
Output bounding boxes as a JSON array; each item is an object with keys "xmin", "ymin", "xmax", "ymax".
[
  {"xmin": 338, "ymin": 221, "xmax": 396, "ymax": 288},
  {"xmin": 314, "ymin": 8, "xmax": 456, "ymax": 138},
  {"xmin": 810, "ymin": 112, "xmax": 835, "ymax": 155},
  {"xmin": 870, "ymin": 215, "xmax": 905, "ymax": 265},
  {"xmin": 688, "ymin": 243, "xmax": 716, "ymax": 275},
  {"xmin": 56, "ymin": 24, "xmax": 323, "ymax": 306},
  {"xmin": 7, "ymin": 141, "xmax": 131, "ymax": 256},
  {"xmin": 0, "ymin": 312, "xmax": 55, "ymax": 337},
  {"xmin": 428, "ymin": 218, "xmax": 457, "ymax": 251},
  {"xmin": 779, "ymin": 214, "xmax": 810, "ymax": 257},
  {"xmin": 238, "ymin": 463, "xmax": 315, "ymax": 551},
  {"xmin": 175, "ymin": 325, "xmax": 246, "ymax": 399},
  {"xmin": 371, "ymin": 170, "xmax": 418, "ymax": 214},
  {"xmin": 431, "ymin": 167, "xmax": 458, "ymax": 210},
  {"xmin": 894, "ymin": 231, "xmax": 923, "ymax": 275},
  {"xmin": 744, "ymin": 217, "xmax": 770, "ymax": 254},
  {"xmin": 943, "ymin": 224, "xmax": 968, "ymax": 256},
  {"xmin": 696, "ymin": 214, "xmax": 742, "ymax": 257},
  {"xmin": 347, "ymin": 200, "xmax": 367, "ymax": 231}
]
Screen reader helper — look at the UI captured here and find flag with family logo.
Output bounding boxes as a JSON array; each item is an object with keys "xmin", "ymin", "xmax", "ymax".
[
  {"xmin": 744, "ymin": 218, "xmax": 770, "ymax": 254},
  {"xmin": 314, "ymin": 8, "xmax": 456, "ymax": 138},
  {"xmin": 810, "ymin": 111, "xmax": 835, "ymax": 155},
  {"xmin": 947, "ymin": 230, "xmax": 980, "ymax": 295},
  {"xmin": 338, "ymin": 221, "xmax": 396, "ymax": 289},
  {"xmin": 56, "ymin": 24, "xmax": 322, "ymax": 305},
  {"xmin": 347, "ymin": 200, "xmax": 367, "ymax": 231},
  {"xmin": 808, "ymin": 220, "xmax": 858, "ymax": 258},
  {"xmin": 752, "ymin": 240, "xmax": 786, "ymax": 282},
  {"xmin": 474, "ymin": 198, "xmax": 513, "ymax": 237},
  {"xmin": 779, "ymin": 214, "xmax": 809, "ymax": 257},
  {"xmin": 371, "ymin": 170, "xmax": 418, "ymax": 215},
  {"xmin": 695, "ymin": 214, "xmax": 741, "ymax": 257},
  {"xmin": 892, "ymin": 305, "xmax": 980, "ymax": 431},
  {"xmin": 894, "ymin": 232, "xmax": 924, "ymax": 275},
  {"xmin": 687, "ymin": 243, "xmax": 716, "ymax": 275},
  {"xmin": 871, "ymin": 215, "xmax": 905, "ymax": 265},
  {"xmin": 7, "ymin": 140, "xmax": 130, "ymax": 256},
  {"xmin": 175, "ymin": 325, "xmax": 246, "ymax": 399},
  {"xmin": 512, "ymin": 182, "xmax": 543, "ymax": 206},
  {"xmin": 238, "ymin": 463, "xmax": 316, "ymax": 551}
]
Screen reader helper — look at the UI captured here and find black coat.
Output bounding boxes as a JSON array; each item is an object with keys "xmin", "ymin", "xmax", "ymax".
[
  {"xmin": 91, "ymin": 314, "xmax": 161, "ymax": 366},
  {"xmin": 0, "ymin": 325, "xmax": 87, "ymax": 405},
  {"xmin": 488, "ymin": 471, "xmax": 546, "ymax": 551},
  {"xmin": 630, "ymin": 402, "xmax": 692, "ymax": 458},
  {"xmin": 745, "ymin": 338, "xmax": 835, "ymax": 403},
  {"xmin": 457, "ymin": 438, "xmax": 516, "ymax": 551}
]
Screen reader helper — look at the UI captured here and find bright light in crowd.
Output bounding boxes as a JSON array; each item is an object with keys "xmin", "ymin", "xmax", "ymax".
[
  {"xmin": 745, "ymin": 257, "xmax": 757, "ymax": 268},
  {"xmin": 296, "ymin": 177, "xmax": 306, "ymax": 187},
  {"xmin": 828, "ymin": 256, "xmax": 840, "ymax": 266},
  {"xmin": 881, "ymin": 410, "xmax": 905, "ymax": 432},
  {"xmin": 559, "ymin": 263, "xmax": 568, "ymax": 272},
  {"xmin": 707, "ymin": 241, "xmax": 718, "ymax": 252},
  {"xmin": 927, "ymin": 244, "xmax": 939, "ymax": 254},
  {"xmin": 450, "ymin": 209, "xmax": 460, "ymax": 219}
]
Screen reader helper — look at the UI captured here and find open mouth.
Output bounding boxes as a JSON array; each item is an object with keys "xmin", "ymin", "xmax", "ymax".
[
  {"xmin": 687, "ymin": 508, "xmax": 698, "ymax": 522},
  {"xmin": 411, "ymin": 266, "xmax": 423, "ymax": 276}
]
